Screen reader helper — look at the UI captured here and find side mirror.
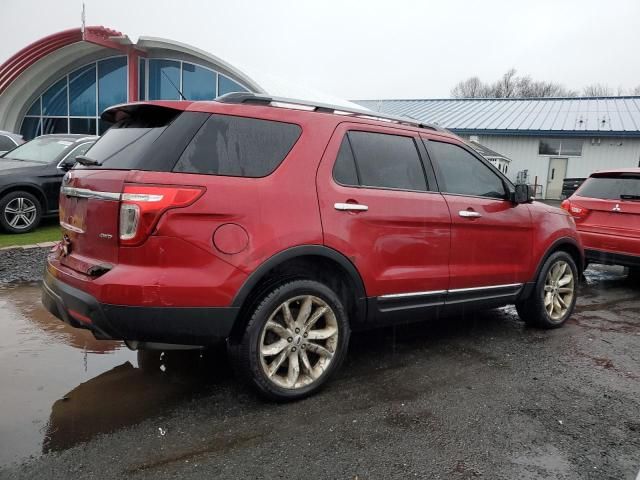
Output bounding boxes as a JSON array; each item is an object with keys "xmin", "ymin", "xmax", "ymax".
[
  {"xmin": 512, "ymin": 183, "xmax": 532, "ymax": 204},
  {"xmin": 59, "ymin": 157, "xmax": 77, "ymax": 171}
]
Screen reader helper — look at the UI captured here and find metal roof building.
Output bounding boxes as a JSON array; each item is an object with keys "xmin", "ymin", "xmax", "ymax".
[{"xmin": 355, "ymin": 97, "xmax": 640, "ymax": 199}]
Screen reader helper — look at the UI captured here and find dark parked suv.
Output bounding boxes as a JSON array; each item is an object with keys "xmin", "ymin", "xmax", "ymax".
[{"xmin": 43, "ymin": 94, "xmax": 583, "ymax": 400}]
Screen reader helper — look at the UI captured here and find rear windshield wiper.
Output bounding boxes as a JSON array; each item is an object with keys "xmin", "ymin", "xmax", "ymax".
[
  {"xmin": 620, "ymin": 194, "xmax": 640, "ymax": 200},
  {"xmin": 75, "ymin": 155, "xmax": 102, "ymax": 167}
]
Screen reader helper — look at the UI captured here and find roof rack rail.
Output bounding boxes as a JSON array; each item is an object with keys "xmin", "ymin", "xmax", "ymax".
[{"xmin": 216, "ymin": 92, "xmax": 441, "ymax": 131}]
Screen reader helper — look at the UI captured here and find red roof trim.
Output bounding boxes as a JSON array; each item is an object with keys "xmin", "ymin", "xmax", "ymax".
[{"xmin": 0, "ymin": 26, "xmax": 124, "ymax": 95}]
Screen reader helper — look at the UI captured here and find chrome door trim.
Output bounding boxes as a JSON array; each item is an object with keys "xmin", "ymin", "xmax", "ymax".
[
  {"xmin": 448, "ymin": 283, "xmax": 522, "ymax": 294},
  {"xmin": 379, "ymin": 290, "xmax": 447, "ymax": 300},
  {"xmin": 377, "ymin": 283, "xmax": 523, "ymax": 300},
  {"xmin": 61, "ymin": 186, "xmax": 121, "ymax": 201}
]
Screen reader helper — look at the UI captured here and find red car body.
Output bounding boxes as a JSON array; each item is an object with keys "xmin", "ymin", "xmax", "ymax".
[
  {"xmin": 42, "ymin": 96, "xmax": 583, "ymax": 347},
  {"xmin": 562, "ymin": 168, "xmax": 640, "ymax": 269}
]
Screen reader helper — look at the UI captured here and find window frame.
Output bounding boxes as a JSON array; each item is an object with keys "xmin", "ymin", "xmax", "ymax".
[
  {"xmin": 423, "ymin": 136, "xmax": 514, "ymax": 201},
  {"xmin": 331, "ymin": 126, "xmax": 437, "ymax": 194}
]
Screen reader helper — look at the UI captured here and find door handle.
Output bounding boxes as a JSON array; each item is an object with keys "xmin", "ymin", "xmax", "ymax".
[
  {"xmin": 334, "ymin": 202, "xmax": 368, "ymax": 212},
  {"xmin": 459, "ymin": 210, "xmax": 482, "ymax": 218}
]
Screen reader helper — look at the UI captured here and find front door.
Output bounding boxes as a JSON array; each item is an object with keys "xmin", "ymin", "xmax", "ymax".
[
  {"xmin": 424, "ymin": 137, "xmax": 533, "ymax": 294},
  {"xmin": 546, "ymin": 158, "xmax": 568, "ymax": 200},
  {"xmin": 316, "ymin": 123, "xmax": 451, "ymax": 318}
]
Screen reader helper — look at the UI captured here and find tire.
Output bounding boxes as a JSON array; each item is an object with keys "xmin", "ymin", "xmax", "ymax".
[
  {"xmin": 0, "ymin": 190, "xmax": 42, "ymax": 233},
  {"xmin": 229, "ymin": 279, "xmax": 350, "ymax": 401},
  {"xmin": 516, "ymin": 251, "xmax": 578, "ymax": 329}
]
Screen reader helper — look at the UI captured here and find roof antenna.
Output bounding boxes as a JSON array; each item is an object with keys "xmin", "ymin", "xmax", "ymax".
[
  {"xmin": 81, "ymin": 3, "xmax": 86, "ymax": 39},
  {"xmin": 161, "ymin": 70, "xmax": 186, "ymax": 100}
]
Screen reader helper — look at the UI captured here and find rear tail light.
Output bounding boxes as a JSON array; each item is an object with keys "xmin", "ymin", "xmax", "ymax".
[
  {"xmin": 119, "ymin": 184, "xmax": 204, "ymax": 246},
  {"xmin": 561, "ymin": 199, "xmax": 590, "ymax": 220}
]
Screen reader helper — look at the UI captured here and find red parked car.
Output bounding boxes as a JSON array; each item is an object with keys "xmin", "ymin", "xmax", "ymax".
[
  {"xmin": 42, "ymin": 94, "xmax": 583, "ymax": 400},
  {"xmin": 561, "ymin": 169, "xmax": 640, "ymax": 274}
]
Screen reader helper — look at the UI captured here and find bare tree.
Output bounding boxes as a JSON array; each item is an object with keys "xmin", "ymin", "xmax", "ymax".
[
  {"xmin": 582, "ymin": 83, "xmax": 613, "ymax": 96},
  {"xmin": 450, "ymin": 76, "xmax": 490, "ymax": 98},
  {"xmin": 631, "ymin": 85, "xmax": 640, "ymax": 95},
  {"xmin": 451, "ymin": 69, "xmax": 577, "ymax": 98}
]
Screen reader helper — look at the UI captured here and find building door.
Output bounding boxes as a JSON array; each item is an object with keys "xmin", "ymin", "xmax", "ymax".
[{"xmin": 546, "ymin": 158, "xmax": 568, "ymax": 199}]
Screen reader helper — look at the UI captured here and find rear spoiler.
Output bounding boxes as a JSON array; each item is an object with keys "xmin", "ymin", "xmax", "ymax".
[{"xmin": 101, "ymin": 101, "xmax": 194, "ymax": 124}]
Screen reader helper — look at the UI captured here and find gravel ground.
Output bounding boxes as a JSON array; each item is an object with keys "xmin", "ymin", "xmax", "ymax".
[
  {"xmin": 0, "ymin": 247, "xmax": 49, "ymax": 283},
  {"xmin": 0, "ymin": 266, "xmax": 638, "ymax": 479}
]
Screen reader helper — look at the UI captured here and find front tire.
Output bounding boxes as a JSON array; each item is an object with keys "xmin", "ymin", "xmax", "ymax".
[
  {"xmin": 516, "ymin": 251, "xmax": 578, "ymax": 329},
  {"xmin": 230, "ymin": 279, "xmax": 350, "ymax": 401},
  {"xmin": 0, "ymin": 190, "xmax": 42, "ymax": 233}
]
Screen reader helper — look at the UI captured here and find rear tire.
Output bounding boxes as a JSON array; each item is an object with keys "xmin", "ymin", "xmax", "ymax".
[
  {"xmin": 0, "ymin": 190, "xmax": 42, "ymax": 233},
  {"xmin": 516, "ymin": 251, "xmax": 578, "ymax": 329},
  {"xmin": 229, "ymin": 279, "xmax": 350, "ymax": 401}
]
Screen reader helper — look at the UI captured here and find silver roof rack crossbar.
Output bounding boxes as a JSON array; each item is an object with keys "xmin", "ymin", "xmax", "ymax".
[{"xmin": 215, "ymin": 92, "xmax": 440, "ymax": 131}]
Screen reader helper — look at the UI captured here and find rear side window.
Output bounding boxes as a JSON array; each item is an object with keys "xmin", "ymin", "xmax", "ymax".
[
  {"xmin": 333, "ymin": 131, "xmax": 427, "ymax": 191},
  {"xmin": 428, "ymin": 140, "xmax": 507, "ymax": 199},
  {"xmin": 577, "ymin": 175, "xmax": 640, "ymax": 200},
  {"xmin": 174, "ymin": 114, "xmax": 301, "ymax": 177}
]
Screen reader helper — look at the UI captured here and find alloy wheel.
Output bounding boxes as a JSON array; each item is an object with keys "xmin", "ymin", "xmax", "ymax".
[
  {"xmin": 259, "ymin": 295, "xmax": 339, "ymax": 389},
  {"xmin": 543, "ymin": 260, "xmax": 575, "ymax": 321},
  {"xmin": 4, "ymin": 197, "xmax": 37, "ymax": 230}
]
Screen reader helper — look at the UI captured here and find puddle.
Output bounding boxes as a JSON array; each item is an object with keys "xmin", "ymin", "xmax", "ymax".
[{"xmin": 0, "ymin": 283, "xmax": 225, "ymax": 466}]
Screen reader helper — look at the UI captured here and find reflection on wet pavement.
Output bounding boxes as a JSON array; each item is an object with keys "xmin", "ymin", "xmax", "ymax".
[
  {"xmin": 0, "ymin": 266, "xmax": 638, "ymax": 470},
  {"xmin": 0, "ymin": 283, "xmax": 226, "ymax": 466}
]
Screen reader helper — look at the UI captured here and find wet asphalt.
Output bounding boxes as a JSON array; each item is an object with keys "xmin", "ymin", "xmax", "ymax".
[{"xmin": 0, "ymin": 265, "xmax": 638, "ymax": 479}]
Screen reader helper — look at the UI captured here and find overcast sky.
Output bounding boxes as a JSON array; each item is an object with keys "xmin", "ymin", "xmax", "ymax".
[{"xmin": 3, "ymin": 0, "xmax": 640, "ymax": 100}]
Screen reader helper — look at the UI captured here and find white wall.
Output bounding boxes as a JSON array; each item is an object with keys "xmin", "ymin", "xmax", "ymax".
[{"xmin": 470, "ymin": 135, "xmax": 640, "ymax": 198}]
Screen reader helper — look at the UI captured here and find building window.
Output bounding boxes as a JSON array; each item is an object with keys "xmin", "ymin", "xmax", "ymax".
[
  {"xmin": 218, "ymin": 75, "xmax": 248, "ymax": 96},
  {"xmin": 138, "ymin": 58, "xmax": 146, "ymax": 101},
  {"xmin": 98, "ymin": 57, "xmax": 127, "ymax": 113},
  {"xmin": 19, "ymin": 56, "xmax": 252, "ymax": 140},
  {"xmin": 148, "ymin": 59, "xmax": 181, "ymax": 100},
  {"xmin": 539, "ymin": 138, "xmax": 583, "ymax": 156},
  {"xmin": 19, "ymin": 56, "xmax": 128, "ymax": 140},
  {"xmin": 182, "ymin": 63, "xmax": 216, "ymax": 100}
]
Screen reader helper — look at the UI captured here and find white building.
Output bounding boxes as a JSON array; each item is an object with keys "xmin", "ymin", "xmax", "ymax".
[{"xmin": 355, "ymin": 97, "xmax": 640, "ymax": 199}]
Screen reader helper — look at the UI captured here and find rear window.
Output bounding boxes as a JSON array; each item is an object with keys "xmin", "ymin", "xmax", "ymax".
[
  {"xmin": 76, "ymin": 109, "xmax": 209, "ymax": 172},
  {"xmin": 577, "ymin": 174, "xmax": 640, "ymax": 200},
  {"xmin": 173, "ymin": 114, "xmax": 301, "ymax": 177}
]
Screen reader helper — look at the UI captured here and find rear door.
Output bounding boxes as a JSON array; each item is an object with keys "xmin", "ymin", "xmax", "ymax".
[
  {"xmin": 423, "ymin": 137, "xmax": 533, "ymax": 294},
  {"xmin": 572, "ymin": 172, "xmax": 640, "ymax": 256},
  {"xmin": 316, "ymin": 123, "xmax": 451, "ymax": 318}
]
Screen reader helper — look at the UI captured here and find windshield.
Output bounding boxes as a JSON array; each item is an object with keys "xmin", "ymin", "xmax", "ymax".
[
  {"xmin": 2, "ymin": 137, "xmax": 73, "ymax": 163},
  {"xmin": 576, "ymin": 175, "xmax": 640, "ymax": 200}
]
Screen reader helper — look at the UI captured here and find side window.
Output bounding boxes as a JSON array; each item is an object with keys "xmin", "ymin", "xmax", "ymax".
[
  {"xmin": 338, "ymin": 131, "xmax": 427, "ymax": 191},
  {"xmin": 174, "ymin": 114, "xmax": 301, "ymax": 177},
  {"xmin": 333, "ymin": 136, "xmax": 358, "ymax": 186},
  {"xmin": 428, "ymin": 141, "xmax": 507, "ymax": 199},
  {"xmin": 0, "ymin": 135, "xmax": 16, "ymax": 151}
]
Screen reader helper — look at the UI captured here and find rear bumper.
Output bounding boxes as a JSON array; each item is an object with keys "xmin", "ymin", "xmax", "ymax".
[
  {"xmin": 42, "ymin": 268, "xmax": 239, "ymax": 345},
  {"xmin": 585, "ymin": 249, "xmax": 640, "ymax": 269}
]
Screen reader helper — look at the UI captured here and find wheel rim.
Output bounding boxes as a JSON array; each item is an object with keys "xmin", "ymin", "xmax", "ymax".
[
  {"xmin": 544, "ymin": 260, "xmax": 575, "ymax": 321},
  {"xmin": 4, "ymin": 197, "xmax": 37, "ymax": 230},
  {"xmin": 259, "ymin": 295, "xmax": 339, "ymax": 390}
]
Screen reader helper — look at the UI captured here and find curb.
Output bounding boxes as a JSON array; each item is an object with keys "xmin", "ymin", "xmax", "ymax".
[{"xmin": 0, "ymin": 241, "xmax": 58, "ymax": 252}]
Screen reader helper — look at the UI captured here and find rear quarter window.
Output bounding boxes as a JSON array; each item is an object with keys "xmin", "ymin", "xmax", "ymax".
[
  {"xmin": 173, "ymin": 114, "xmax": 301, "ymax": 177},
  {"xmin": 577, "ymin": 175, "xmax": 640, "ymax": 200}
]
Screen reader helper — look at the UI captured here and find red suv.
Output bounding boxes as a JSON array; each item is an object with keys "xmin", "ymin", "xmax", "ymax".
[
  {"xmin": 561, "ymin": 169, "xmax": 639, "ymax": 274},
  {"xmin": 42, "ymin": 94, "xmax": 583, "ymax": 400}
]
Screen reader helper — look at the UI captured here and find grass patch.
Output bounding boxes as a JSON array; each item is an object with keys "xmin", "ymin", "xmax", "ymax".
[{"xmin": 0, "ymin": 220, "xmax": 60, "ymax": 248}]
